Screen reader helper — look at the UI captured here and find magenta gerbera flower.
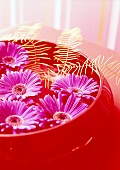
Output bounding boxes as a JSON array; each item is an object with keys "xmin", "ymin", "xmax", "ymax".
[
  {"xmin": 0, "ymin": 41, "xmax": 28, "ymax": 67},
  {"xmin": 0, "ymin": 69, "xmax": 42, "ymax": 100},
  {"xmin": 39, "ymin": 93, "xmax": 88, "ymax": 124},
  {"xmin": 51, "ymin": 73, "xmax": 99, "ymax": 99},
  {"xmin": 0, "ymin": 100, "xmax": 40, "ymax": 134}
]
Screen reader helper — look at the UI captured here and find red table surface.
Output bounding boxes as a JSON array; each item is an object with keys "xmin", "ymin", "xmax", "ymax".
[{"xmin": 0, "ymin": 25, "xmax": 120, "ymax": 170}]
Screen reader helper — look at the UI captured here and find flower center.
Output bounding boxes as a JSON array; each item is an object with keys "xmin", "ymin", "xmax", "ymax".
[
  {"xmin": 53, "ymin": 111, "xmax": 72, "ymax": 122},
  {"xmin": 12, "ymin": 84, "xmax": 26, "ymax": 95},
  {"xmin": 5, "ymin": 115, "xmax": 23, "ymax": 126},
  {"xmin": 2, "ymin": 56, "xmax": 15, "ymax": 65},
  {"xmin": 68, "ymin": 87, "xmax": 83, "ymax": 94}
]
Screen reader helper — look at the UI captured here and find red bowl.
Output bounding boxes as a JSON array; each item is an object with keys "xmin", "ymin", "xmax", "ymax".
[{"xmin": 0, "ymin": 40, "xmax": 113, "ymax": 167}]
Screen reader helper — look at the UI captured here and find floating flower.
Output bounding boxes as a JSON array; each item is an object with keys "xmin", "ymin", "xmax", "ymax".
[
  {"xmin": 39, "ymin": 93, "xmax": 88, "ymax": 123},
  {"xmin": 0, "ymin": 69, "xmax": 42, "ymax": 100},
  {"xmin": 51, "ymin": 73, "xmax": 99, "ymax": 99},
  {"xmin": 0, "ymin": 41, "xmax": 28, "ymax": 67},
  {"xmin": 0, "ymin": 100, "xmax": 40, "ymax": 134}
]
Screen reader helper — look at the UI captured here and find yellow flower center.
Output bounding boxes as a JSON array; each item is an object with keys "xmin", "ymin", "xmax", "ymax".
[
  {"xmin": 5, "ymin": 115, "xmax": 23, "ymax": 126},
  {"xmin": 53, "ymin": 111, "xmax": 72, "ymax": 122},
  {"xmin": 12, "ymin": 84, "xmax": 26, "ymax": 95},
  {"xmin": 68, "ymin": 87, "xmax": 83, "ymax": 95},
  {"xmin": 2, "ymin": 56, "xmax": 15, "ymax": 65}
]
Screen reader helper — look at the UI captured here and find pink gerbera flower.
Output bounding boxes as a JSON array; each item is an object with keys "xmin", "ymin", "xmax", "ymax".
[
  {"xmin": 39, "ymin": 93, "xmax": 88, "ymax": 123},
  {"xmin": 0, "ymin": 100, "xmax": 40, "ymax": 134},
  {"xmin": 51, "ymin": 73, "xmax": 99, "ymax": 100},
  {"xmin": 0, "ymin": 69, "xmax": 42, "ymax": 100},
  {"xmin": 0, "ymin": 41, "xmax": 28, "ymax": 67}
]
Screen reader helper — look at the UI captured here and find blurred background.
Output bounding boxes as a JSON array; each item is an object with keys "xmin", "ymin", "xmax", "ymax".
[{"xmin": 0, "ymin": 0, "xmax": 120, "ymax": 53}]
